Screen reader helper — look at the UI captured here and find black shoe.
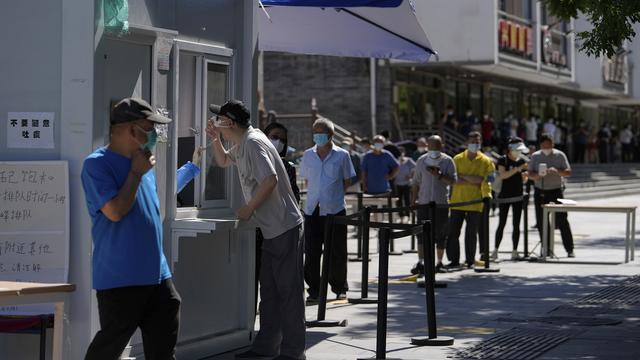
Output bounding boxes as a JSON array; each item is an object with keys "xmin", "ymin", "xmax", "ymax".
[
  {"xmin": 445, "ymin": 262, "xmax": 460, "ymax": 269},
  {"xmin": 435, "ymin": 263, "xmax": 447, "ymax": 273},
  {"xmin": 272, "ymin": 355, "xmax": 305, "ymax": 360},
  {"xmin": 306, "ymin": 295, "xmax": 318, "ymax": 305},
  {"xmin": 466, "ymin": 262, "xmax": 474, "ymax": 269},
  {"xmin": 567, "ymin": 252, "xmax": 575, "ymax": 258},
  {"xmin": 410, "ymin": 261, "xmax": 425, "ymax": 275},
  {"xmin": 336, "ymin": 292, "xmax": 347, "ymax": 300},
  {"xmin": 235, "ymin": 350, "xmax": 272, "ymax": 359}
]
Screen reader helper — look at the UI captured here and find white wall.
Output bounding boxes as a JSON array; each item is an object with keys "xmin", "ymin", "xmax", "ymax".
[
  {"xmin": 573, "ymin": 17, "xmax": 606, "ymax": 91},
  {"xmin": 413, "ymin": 0, "xmax": 497, "ymax": 63},
  {"xmin": 0, "ymin": 0, "xmax": 62, "ymax": 161}
]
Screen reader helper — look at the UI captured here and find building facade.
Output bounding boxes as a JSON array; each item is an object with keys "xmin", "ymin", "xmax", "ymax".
[{"xmin": 262, "ymin": 0, "xmax": 639, "ymax": 153}]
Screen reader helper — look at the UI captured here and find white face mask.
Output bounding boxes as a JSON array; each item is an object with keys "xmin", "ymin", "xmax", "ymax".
[
  {"xmin": 467, "ymin": 143, "xmax": 481, "ymax": 153},
  {"xmin": 418, "ymin": 146, "xmax": 427, "ymax": 153},
  {"xmin": 270, "ymin": 139, "xmax": 285, "ymax": 154},
  {"xmin": 428, "ymin": 150, "xmax": 441, "ymax": 159},
  {"xmin": 373, "ymin": 143, "xmax": 384, "ymax": 151},
  {"xmin": 510, "ymin": 150, "xmax": 522, "ymax": 158},
  {"xmin": 542, "ymin": 149, "xmax": 553, "ymax": 156}
]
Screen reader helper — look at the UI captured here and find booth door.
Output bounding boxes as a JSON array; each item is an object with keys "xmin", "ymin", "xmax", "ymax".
[{"xmin": 98, "ymin": 38, "xmax": 152, "ymax": 145}]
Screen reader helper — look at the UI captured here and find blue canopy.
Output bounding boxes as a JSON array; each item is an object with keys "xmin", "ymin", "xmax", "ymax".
[
  {"xmin": 261, "ymin": 0, "xmax": 402, "ymax": 7},
  {"xmin": 258, "ymin": 0, "xmax": 435, "ymax": 62}
]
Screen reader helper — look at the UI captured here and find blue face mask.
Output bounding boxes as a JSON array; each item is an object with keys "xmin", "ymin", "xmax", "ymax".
[
  {"xmin": 313, "ymin": 133, "xmax": 330, "ymax": 147},
  {"xmin": 136, "ymin": 125, "xmax": 158, "ymax": 151},
  {"xmin": 467, "ymin": 143, "xmax": 481, "ymax": 153}
]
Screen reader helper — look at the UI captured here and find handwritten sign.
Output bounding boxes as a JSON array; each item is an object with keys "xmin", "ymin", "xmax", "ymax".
[
  {"xmin": 6, "ymin": 112, "xmax": 55, "ymax": 149},
  {"xmin": 0, "ymin": 161, "xmax": 69, "ymax": 314}
]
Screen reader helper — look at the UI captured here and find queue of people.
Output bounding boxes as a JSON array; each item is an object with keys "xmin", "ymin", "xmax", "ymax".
[{"xmin": 81, "ymin": 96, "xmax": 579, "ymax": 359}]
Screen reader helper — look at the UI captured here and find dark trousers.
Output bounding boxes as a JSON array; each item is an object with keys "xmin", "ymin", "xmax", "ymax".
[
  {"xmin": 534, "ymin": 188, "xmax": 574, "ymax": 254},
  {"xmin": 574, "ymin": 143, "xmax": 586, "ymax": 163},
  {"xmin": 396, "ymin": 185, "xmax": 412, "ymax": 217},
  {"xmin": 446, "ymin": 210, "xmax": 482, "ymax": 266},
  {"xmin": 85, "ymin": 279, "xmax": 181, "ymax": 360},
  {"xmin": 417, "ymin": 206, "xmax": 449, "ymax": 250},
  {"xmin": 304, "ymin": 208, "xmax": 348, "ymax": 297},
  {"xmin": 495, "ymin": 201, "xmax": 523, "ymax": 250},
  {"xmin": 252, "ymin": 225, "xmax": 306, "ymax": 359}
]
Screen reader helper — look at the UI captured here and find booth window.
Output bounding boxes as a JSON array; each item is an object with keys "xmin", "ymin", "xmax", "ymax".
[{"xmin": 176, "ymin": 51, "xmax": 232, "ymax": 209}]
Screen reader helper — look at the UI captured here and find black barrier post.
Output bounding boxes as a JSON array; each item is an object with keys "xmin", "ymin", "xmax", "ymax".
[
  {"xmin": 411, "ymin": 220, "xmax": 454, "ymax": 347},
  {"xmin": 475, "ymin": 197, "xmax": 500, "ymax": 273},
  {"xmin": 349, "ymin": 207, "xmax": 378, "ymax": 305},
  {"xmin": 306, "ymin": 215, "xmax": 348, "ymax": 328},
  {"xmin": 357, "ymin": 228, "xmax": 392, "ymax": 360},
  {"xmin": 521, "ymin": 193, "xmax": 531, "ymax": 260},
  {"xmin": 416, "ymin": 202, "xmax": 447, "ymax": 289},
  {"xmin": 349, "ymin": 193, "xmax": 365, "ymax": 262},
  {"xmin": 403, "ymin": 208, "xmax": 418, "ymax": 254},
  {"xmin": 387, "ymin": 194, "xmax": 403, "ymax": 256}
]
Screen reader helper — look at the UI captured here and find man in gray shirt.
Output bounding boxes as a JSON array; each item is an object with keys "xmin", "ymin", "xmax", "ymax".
[
  {"xmin": 412, "ymin": 135, "xmax": 457, "ymax": 274},
  {"xmin": 206, "ymin": 100, "xmax": 305, "ymax": 360},
  {"xmin": 528, "ymin": 133, "xmax": 574, "ymax": 258}
]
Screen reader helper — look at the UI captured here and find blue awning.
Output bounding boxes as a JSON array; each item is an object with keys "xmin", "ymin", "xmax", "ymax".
[
  {"xmin": 261, "ymin": 0, "xmax": 403, "ymax": 7},
  {"xmin": 258, "ymin": 0, "xmax": 435, "ymax": 62}
]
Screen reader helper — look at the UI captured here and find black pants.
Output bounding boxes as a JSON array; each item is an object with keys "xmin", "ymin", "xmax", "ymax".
[
  {"xmin": 534, "ymin": 188, "xmax": 574, "ymax": 254},
  {"xmin": 574, "ymin": 143, "xmax": 586, "ymax": 163},
  {"xmin": 304, "ymin": 208, "xmax": 348, "ymax": 297},
  {"xmin": 446, "ymin": 210, "xmax": 482, "ymax": 266},
  {"xmin": 85, "ymin": 279, "xmax": 181, "ymax": 360},
  {"xmin": 396, "ymin": 185, "xmax": 412, "ymax": 217},
  {"xmin": 495, "ymin": 201, "xmax": 523, "ymax": 250},
  {"xmin": 417, "ymin": 206, "xmax": 449, "ymax": 250}
]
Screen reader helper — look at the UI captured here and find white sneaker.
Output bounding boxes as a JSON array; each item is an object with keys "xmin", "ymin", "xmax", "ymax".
[
  {"xmin": 490, "ymin": 249, "xmax": 499, "ymax": 260},
  {"xmin": 511, "ymin": 250, "xmax": 519, "ymax": 260}
]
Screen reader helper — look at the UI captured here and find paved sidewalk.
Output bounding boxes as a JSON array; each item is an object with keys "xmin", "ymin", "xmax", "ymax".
[{"xmin": 208, "ymin": 194, "xmax": 640, "ymax": 360}]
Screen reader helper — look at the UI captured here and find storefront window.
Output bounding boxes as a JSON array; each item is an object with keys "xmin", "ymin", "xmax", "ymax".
[
  {"xmin": 499, "ymin": 0, "xmax": 532, "ymax": 19},
  {"xmin": 541, "ymin": 7, "xmax": 570, "ymax": 68}
]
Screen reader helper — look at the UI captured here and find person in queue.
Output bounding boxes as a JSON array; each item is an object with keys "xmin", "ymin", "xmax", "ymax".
[
  {"xmin": 411, "ymin": 135, "xmax": 457, "ymax": 274},
  {"xmin": 206, "ymin": 100, "xmax": 305, "ymax": 360},
  {"xmin": 492, "ymin": 137, "xmax": 528, "ymax": 260},
  {"xmin": 446, "ymin": 131, "xmax": 495, "ymax": 269},
  {"xmin": 300, "ymin": 118, "xmax": 356, "ymax": 303},
  {"xmin": 361, "ymin": 135, "xmax": 399, "ymax": 195},
  {"xmin": 528, "ymin": 133, "xmax": 575, "ymax": 258}
]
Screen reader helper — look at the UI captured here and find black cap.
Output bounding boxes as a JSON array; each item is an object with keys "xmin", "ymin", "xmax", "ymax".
[
  {"xmin": 111, "ymin": 98, "xmax": 172, "ymax": 125},
  {"xmin": 209, "ymin": 99, "xmax": 250, "ymax": 126}
]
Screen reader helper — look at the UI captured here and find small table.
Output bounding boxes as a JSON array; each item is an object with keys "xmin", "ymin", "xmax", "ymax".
[
  {"xmin": 542, "ymin": 204, "xmax": 637, "ymax": 263},
  {"xmin": 0, "ymin": 281, "xmax": 75, "ymax": 360}
]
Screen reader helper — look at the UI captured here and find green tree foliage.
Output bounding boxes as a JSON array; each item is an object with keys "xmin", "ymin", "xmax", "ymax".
[{"xmin": 544, "ymin": 0, "xmax": 640, "ymax": 57}]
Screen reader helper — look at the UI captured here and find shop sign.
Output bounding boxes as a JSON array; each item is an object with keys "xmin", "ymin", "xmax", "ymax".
[{"xmin": 499, "ymin": 19, "xmax": 533, "ymax": 59}]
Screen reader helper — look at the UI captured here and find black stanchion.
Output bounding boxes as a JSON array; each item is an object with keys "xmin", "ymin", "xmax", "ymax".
[
  {"xmin": 387, "ymin": 194, "xmax": 402, "ymax": 256},
  {"xmin": 306, "ymin": 215, "xmax": 348, "ymax": 328},
  {"xmin": 349, "ymin": 207, "xmax": 378, "ymax": 305},
  {"xmin": 411, "ymin": 220, "xmax": 454, "ymax": 347},
  {"xmin": 350, "ymin": 193, "xmax": 366, "ymax": 262},
  {"xmin": 403, "ymin": 209, "xmax": 418, "ymax": 254},
  {"xmin": 417, "ymin": 202, "xmax": 447, "ymax": 289},
  {"xmin": 358, "ymin": 228, "xmax": 397, "ymax": 360},
  {"xmin": 521, "ymin": 193, "xmax": 532, "ymax": 260},
  {"xmin": 475, "ymin": 197, "xmax": 500, "ymax": 273}
]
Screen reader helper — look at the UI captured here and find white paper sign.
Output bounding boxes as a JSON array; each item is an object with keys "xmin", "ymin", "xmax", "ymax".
[
  {"xmin": 0, "ymin": 161, "xmax": 69, "ymax": 314},
  {"xmin": 6, "ymin": 112, "xmax": 55, "ymax": 149}
]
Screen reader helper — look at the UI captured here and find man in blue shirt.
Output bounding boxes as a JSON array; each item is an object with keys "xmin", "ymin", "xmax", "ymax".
[
  {"xmin": 82, "ymin": 98, "xmax": 188, "ymax": 359},
  {"xmin": 300, "ymin": 118, "xmax": 356, "ymax": 302},
  {"xmin": 361, "ymin": 135, "xmax": 399, "ymax": 194}
]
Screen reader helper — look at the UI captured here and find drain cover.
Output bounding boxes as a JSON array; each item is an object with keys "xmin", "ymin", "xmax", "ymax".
[
  {"xmin": 577, "ymin": 276, "xmax": 640, "ymax": 306},
  {"xmin": 533, "ymin": 315, "xmax": 621, "ymax": 326},
  {"xmin": 451, "ymin": 328, "xmax": 577, "ymax": 360}
]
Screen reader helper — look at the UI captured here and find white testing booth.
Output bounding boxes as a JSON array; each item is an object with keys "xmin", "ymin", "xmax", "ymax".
[{"xmin": 1, "ymin": 0, "xmax": 259, "ymax": 359}]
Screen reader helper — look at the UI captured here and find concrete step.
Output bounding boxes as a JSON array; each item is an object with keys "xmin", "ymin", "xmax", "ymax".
[{"xmin": 566, "ymin": 178, "xmax": 640, "ymax": 188}]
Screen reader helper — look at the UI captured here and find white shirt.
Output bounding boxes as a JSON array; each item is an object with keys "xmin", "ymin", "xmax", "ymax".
[
  {"xmin": 525, "ymin": 120, "xmax": 538, "ymax": 141},
  {"xmin": 543, "ymin": 122, "xmax": 556, "ymax": 138},
  {"xmin": 300, "ymin": 144, "xmax": 356, "ymax": 216},
  {"xmin": 620, "ymin": 129, "xmax": 633, "ymax": 144}
]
